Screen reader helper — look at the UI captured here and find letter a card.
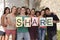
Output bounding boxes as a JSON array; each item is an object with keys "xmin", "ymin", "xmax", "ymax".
[{"xmin": 32, "ymin": 17, "xmax": 38, "ymax": 26}]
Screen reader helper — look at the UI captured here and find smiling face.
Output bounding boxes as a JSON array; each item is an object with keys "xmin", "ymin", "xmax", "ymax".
[
  {"xmin": 20, "ymin": 7, "xmax": 26, "ymax": 15},
  {"xmin": 45, "ymin": 10, "xmax": 51, "ymax": 15},
  {"xmin": 35, "ymin": 11, "xmax": 40, "ymax": 17},
  {"xmin": 6, "ymin": 9, "xmax": 10, "ymax": 14},
  {"xmin": 41, "ymin": 11, "xmax": 45, "ymax": 16},
  {"xmin": 11, "ymin": 6, "xmax": 17, "ymax": 16},
  {"xmin": 27, "ymin": 9, "xmax": 30, "ymax": 14},
  {"xmin": 12, "ymin": 7, "xmax": 17, "ymax": 13},
  {"xmin": 45, "ymin": 7, "xmax": 51, "ymax": 15},
  {"xmin": 17, "ymin": 8, "xmax": 21, "ymax": 13},
  {"xmin": 31, "ymin": 10, "xmax": 35, "ymax": 15},
  {"xmin": 4, "ymin": 7, "xmax": 10, "ymax": 15}
]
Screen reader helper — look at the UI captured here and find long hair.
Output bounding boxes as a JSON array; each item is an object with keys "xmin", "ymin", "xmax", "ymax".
[
  {"xmin": 17, "ymin": 7, "xmax": 21, "ymax": 15},
  {"xmin": 26, "ymin": 8, "xmax": 31, "ymax": 15},
  {"xmin": 35, "ymin": 11, "xmax": 40, "ymax": 15},
  {"xmin": 11, "ymin": 6, "xmax": 16, "ymax": 13},
  {"xmin": 3, "ymin": 7, "xmax": 10, "ymax": 15},
  {"xmin": 40, "ymin": 9, "xmax": 46, "ymax": 17},
  {"xmin": 31, "ymin": 8, "xmax": 35, "ymax": 15}
]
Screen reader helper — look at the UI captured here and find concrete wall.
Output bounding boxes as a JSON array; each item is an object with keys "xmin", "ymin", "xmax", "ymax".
[{"xmin": 5, "ymin": 0, "xmax": 28, "ymax": 8}]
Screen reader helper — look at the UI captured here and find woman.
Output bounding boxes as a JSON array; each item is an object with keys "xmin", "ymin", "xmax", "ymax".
[
  {"xmin": 38, "ymin": 9, "xmax": 46, "ymax": 40},
  {"xmin": 17, "ymin": 7, "xmax": 21, "ymax": 15},
  {"xmin": 26, "ymin": 8, "xmax": 31, "ymax": 16},
  {"xmin": 35, "ymin": 11, "xmax": 40, "ymax": 17},
  {"xmin": 29, "ymin": 8, "xmax": 38, "ymax": 40},
  {"xmin": 5, "ymin": 6, "xmax": 17, "ymax": 40},
  {"xmin": 1, "ymin": 7, "xmax": 10, "ymax": 40}
]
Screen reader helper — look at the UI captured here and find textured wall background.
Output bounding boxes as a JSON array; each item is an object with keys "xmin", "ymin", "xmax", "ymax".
[
  {"xmin": 0, "ymin": 0, "xmax": 60, "ymax": 30},
  {"xmin": 39, "ymin": 0, "xmax": 60, "ymax": 30},
  {"xmin": 5, "ymin": 0, "xmax": 28, "ymax": 8}
]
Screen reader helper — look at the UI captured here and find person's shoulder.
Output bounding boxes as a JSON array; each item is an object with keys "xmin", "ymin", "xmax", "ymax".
[
  {"xmin": 1, "ymin": 14, "xmax": 5, "ymax": 18},
  {"xmin": 51, "ymin": 12, "xmax": 56, "ymax": 15},
  {"xmin": 1, "ymin": 15, "xmax": 4, "ymax": 17},
  {"xmin": 6, "ymin": 14, "xmax": 11, "ymax": 17}
]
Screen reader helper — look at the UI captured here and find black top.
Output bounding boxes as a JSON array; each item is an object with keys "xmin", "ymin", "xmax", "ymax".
[{"xmin": 46, "ymin": 13, "xmax": 59, "ymax": 31}]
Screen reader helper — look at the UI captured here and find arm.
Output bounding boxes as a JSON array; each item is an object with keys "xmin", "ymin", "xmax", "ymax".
[
  {"xmin": 53, "ymin": 20, "xmax": 59, "ymax": 23},
  {"xmin": 1, "ymin": 16, "xmax": 7, "ymax": 27},
  {"xmin": 38, "ymin": 16, "xmax": 40, "ymax": 28},
  {"xmin": 53, "ymin": 14, "xmax": 59, "ymax": 23}
]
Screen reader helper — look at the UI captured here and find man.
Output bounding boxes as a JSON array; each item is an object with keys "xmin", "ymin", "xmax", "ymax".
[
  {"xmin": 5, "ymin": 6, "xmax": 17, "ymax": 40},
  {"xmin": 45, "ymin": 7, "xmax": 59, "ymax": 40},
  {"xmin": 17, "ymin": 7, "xmax": 30, "ymax": 40}
]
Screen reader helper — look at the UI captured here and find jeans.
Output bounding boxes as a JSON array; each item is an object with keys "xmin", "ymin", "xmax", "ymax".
[
  {"xmin": 17, "ymin": 32, "xmax": 30, "ymax": 40},
  {"xmin": 38, "ymin": 28, "xmax": 46, "ymax": 40}
]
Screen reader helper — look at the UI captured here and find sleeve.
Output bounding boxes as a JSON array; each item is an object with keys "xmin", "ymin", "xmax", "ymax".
[{"xmin": 53, "ymin": 15, "xmax": 59, "ymax": 21}]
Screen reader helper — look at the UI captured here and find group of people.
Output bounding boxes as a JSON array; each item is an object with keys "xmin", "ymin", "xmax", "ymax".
[{"xmin": 0, "ymin": 6, "xmax": 59, "ymax": 40}]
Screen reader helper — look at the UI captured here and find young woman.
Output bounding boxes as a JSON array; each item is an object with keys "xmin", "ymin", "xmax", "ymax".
[
  {"xmin": 35, "ymin": 11, "xmax": 40, "ymax": 17},
  {"xmin": 38, "ymin": 9, "xmax": 46, "ymax": 40},
  {"xmin": 5, "ymin": 6, "xmax": 17, "ymax": 40},
  {"xmin": 35, "ymin": 11, "xmax": 40, "ymax": 40},
  {"xmin": 28, "ymin": 8, "xmax": 38, "ymax": 40},
  {"xmin": 17, "ymin": 7, "xmax": 30, "ymax": 40},
  {"xmin": 1, "ymin": 7, "xmax": 10, "ymax": 40},
  {"xmin": 26, "ymin": 8, "xmax": 31, "ymax": 16},
  {"xmin": 17, "ymin": 7, "xmax": 21, "ymax": 15}
]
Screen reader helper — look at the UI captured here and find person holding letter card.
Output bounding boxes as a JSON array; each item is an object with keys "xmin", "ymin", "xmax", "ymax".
[
  {"xmin": 38, "ymin": 9, "xmax": 46, "ymax": 40},
  {"xmin": 17, "ymin": 7, "xmax": 30, "ymax": 40},
  {"xmin": 45, "ymin": 7, "xmax": 59, "ymax": 40},
  {"xmin": 28, "ymin": 8, "xmax": 38, "ymax": 40}
]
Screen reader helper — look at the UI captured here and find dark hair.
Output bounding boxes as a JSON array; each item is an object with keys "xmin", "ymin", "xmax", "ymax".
[
  {"xmin": 35, "ymin": 11, "xmax": 40, "ymax": 15},
  {"xmin": 20, "ymin": 6, "xmax": 26, "ymax": 15},
  {"xmin": 41, "ymin": 9, "xmax": 45, "ymax": 12},
  {"xmin": 17, "ymin": 7, "xmax": 21, "ymax": 15},
  {"xmin": 3, "ymin": 7, "xmax": 10, "ymax": 14},
  {"xmin": 31, "ymin": 8, "xmax": 35, "ymax": 11},
  {"xmin": 45, "ymin": 7, "xmax": 50, "ymax": 11},
  {"xmin": 11, "ymin": 6, "xmax": 16, "ymax": 12},
  {"xmin": 40, "ymin": 9, "xmax": 46, "ymax": 17},
  {"xmin": 26, "ymin": 8, "xmax": 30, "ymax": 11},
  {"xmin": 17, "ymin": 7, "xmax": 20, "ymax": 10},
  {"xmin": 26, "ymin": 8, "xmax": 30, "ymax": 15},
  {"xmin": 21, "ymin": 6, "xmax": 26, "ymax": 10}
]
